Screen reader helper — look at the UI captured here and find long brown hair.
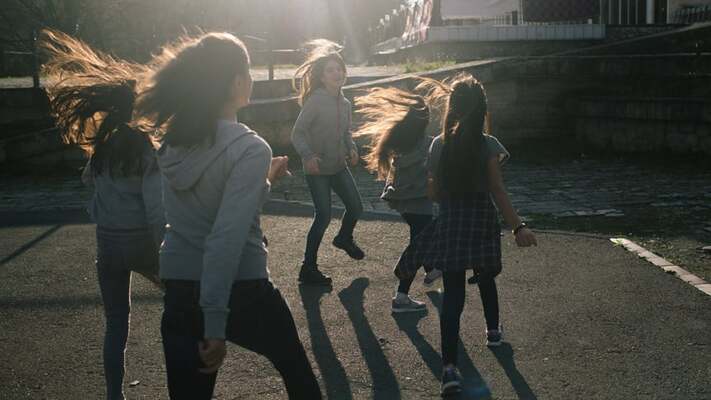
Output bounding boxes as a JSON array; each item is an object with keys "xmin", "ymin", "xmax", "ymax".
[
  {"xmin": 354, "ymin": 87, "xmax": 429, "ymax": 180},
  {"xmin": 416, "ymin": 73, "xmax": 489, "ymax": 195},
  {"xmin": 40, "ymin": 29, "xmax": 152, "ymax": 177},
  {"xmin": 136, "ymin": 32, "xmax": 250, "ymax": 148},
  {"xmin": 292, "ymin": 39, "xmax": 347, "ymax": 106}
]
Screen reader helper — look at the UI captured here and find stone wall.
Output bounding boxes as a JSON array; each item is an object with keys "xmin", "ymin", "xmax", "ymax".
[{"xmin": 574, "ymin": 97, "xmax": 711, "ymax": 154}]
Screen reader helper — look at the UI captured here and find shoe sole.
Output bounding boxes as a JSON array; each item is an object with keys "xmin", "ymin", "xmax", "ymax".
[
  {"xmin": 486, "ymin": 340, "xmax": 503, "ymax": 347},
  {"xmin": 440, "ymin": 382, "xmax": 462, "ymax": 396},
  {"xmin": 423, "ymin": 278, "xmax": 440, "ymax": 287},
  {"xmin": 391, "ymin": 306, "xmax": 427, "ymax": 313}
]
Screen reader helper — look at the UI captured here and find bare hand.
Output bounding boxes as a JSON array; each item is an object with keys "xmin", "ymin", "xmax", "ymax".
[
  {"xmin": 514, "ymin": 227, "xmax": 537, "ymax": 247},
  {"xmin": 304, "ymin": 157, "xmax": 321, "ymax": 175},
  {"xmin": 268, "ymin": 156, "xmax": 291, "ymax": 183},
  {"xmin": 348, "ymin": 149, "xmax": 359, "ymax": 167},
  {"xmin": 198, "ymin": 338, "xmax": 226, "ymax": 374}
]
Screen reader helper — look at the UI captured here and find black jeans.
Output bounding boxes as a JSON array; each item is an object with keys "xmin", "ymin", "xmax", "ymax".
[
  {"xmin": 161, "ymin": 279, "xmax": 322, "ymax": 400},
  {"xmin": 303, "ymin": 168, "xmax": 363, "ymax": 266},
  {"xmin": 396, "ymin": 213, "xmax": 433, "ymax": 294},
  {"xmin": 441, "ymin": 271, "xmax": 499, "ymax": 366}
]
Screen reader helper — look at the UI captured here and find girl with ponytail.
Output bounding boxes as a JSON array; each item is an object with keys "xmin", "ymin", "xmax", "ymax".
[
  {"xmin": 395, "ymin": 74, "xmax": 538, "ymax": 396},
  {"xmin": 355, "ymin": 87, "xmax": 441, "ymax": 313}
]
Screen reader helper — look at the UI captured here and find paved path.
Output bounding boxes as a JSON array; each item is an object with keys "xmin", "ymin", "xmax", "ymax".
[{"xmin": 0, "ymin": 206, "xmax": 709, "ymax": 399}]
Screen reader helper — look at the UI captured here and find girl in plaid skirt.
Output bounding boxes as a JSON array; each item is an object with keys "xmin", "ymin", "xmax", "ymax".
[
  {"xmin": 395, "ymin": 74, "xmax": 537, "ymax": 396},
  {"xmin": 355, "ymin": 87, "xmax": 442, "ymax": 314}
]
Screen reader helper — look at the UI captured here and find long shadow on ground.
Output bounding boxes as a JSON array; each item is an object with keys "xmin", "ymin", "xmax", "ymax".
[
  {"xmin": 299, "ymin": 284, "xmax": 353, "ymax": 400},
  {"xmin": 339, "ymin": 277, "xmax": 401, "ymax": 400}
]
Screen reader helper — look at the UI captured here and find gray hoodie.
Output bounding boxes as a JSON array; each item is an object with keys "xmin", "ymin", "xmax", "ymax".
[
  {"xmin": 291, "ymin": 88, "xmax": 357, "ymax": 175},
  {"xmin": 157, "ymin": 119, "xmax": 272, "ymax": 339},
  {"xmin": 381, "ymin": 136, "xmax": 434, "ymax": 215},
  {"xmin": 83, "ymin": 144, "xmax": 165, "ymax": 242}
]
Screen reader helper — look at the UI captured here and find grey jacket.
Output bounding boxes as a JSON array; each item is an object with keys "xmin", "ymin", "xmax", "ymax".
[
  {"xmin": 157, "ymin": 119, "xmax": 271, "ymax": 339},
  {"xmin": 381, "ymin": 136, "xmax": 434, "ymax": 215},
  {"xmin": 291, "ymin": 88, "xmax": 357, "ymax": 175},
  {"xmin": 83, "ymin": 144, "xmax": 165, "ymax": 241}
]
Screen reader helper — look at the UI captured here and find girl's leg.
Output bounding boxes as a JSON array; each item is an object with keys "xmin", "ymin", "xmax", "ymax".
[
  {"xmin": 95, "ymin": 230, "xmax": 131, "ymax": 400},
  {"xmin": 96, "ymin": 261, "xmax": 131, "ymax": 400},
  {"xmin": 440, "ymin": 271, "xmax": 467, "ymax": 367},
  {"xmin": 330, "ymin": 168, "xmax": 363, "ymax": 242},
  {"xmin": 161, "ymin": 281, "xmax": 217, "ymax": 400},
  {"xmin": 401, "ymin": 213, "xmax": 434, "ymax": 274},
  {"xmin": 226, "ymin": 281, "xmax": 322, "ymax": 399},
  {"xmin": 478, "ymin": 277, "xmax": 500, "ymax": 331},
  {"xmin": 303, "ymin": 174, "xmax": 333, "ymax": 266}
]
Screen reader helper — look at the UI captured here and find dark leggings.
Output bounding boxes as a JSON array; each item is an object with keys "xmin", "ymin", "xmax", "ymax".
[
  {"xmin": 161, "ymin": 280, "xmax": 322, "ymax": 400},
  {"xmin": 396, "ymin": 213, "xmax": 433, "ymax": 294},
  {"xmin": 441, "ymin": 271, "xmax": 499, "ymax": 366}
]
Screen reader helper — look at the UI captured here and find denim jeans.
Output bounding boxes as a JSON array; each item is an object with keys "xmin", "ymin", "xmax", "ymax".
[
  {"xmin": 95, "ymin": 226, "xmax": 160, "ymax": 400},
  {"xmin": 396, "ymin": 213, "xmax": 433, "ymax": 294},
  {"xmin": 161, "ymin": 279, "xmax": 322, "ymax": 400},
  {"xmin": 303, "ymin": 168, "xmax": 363, "ymax": 265},
  {"xmin": 440, "ymin": 271, "xmax": 499, "ymax": 366}
]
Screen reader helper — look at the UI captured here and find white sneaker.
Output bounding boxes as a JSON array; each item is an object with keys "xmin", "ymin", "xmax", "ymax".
[
  {"xmin": 391, "ymin": 295, "xmax": 427, "ymax": 313},
  {"xmin": 423, "ymin": 269, "xmax": 442, "ymax": 287}
]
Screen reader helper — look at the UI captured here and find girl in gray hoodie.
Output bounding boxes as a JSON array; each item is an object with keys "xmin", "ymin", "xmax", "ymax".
[
  {"xmin": 355, "ymin": 87, "xmax": 442, "ymax": 314},
  {"xmin": 291, "ymin": 40, "xmax": 365, "ymax": 285},
  {"xmin": 136, "ymin": 33, "xmax": 321, "ymax": 400},
  {"xmin": 41, "ymin": 30, "xmax": 164, "ymax": 400}
]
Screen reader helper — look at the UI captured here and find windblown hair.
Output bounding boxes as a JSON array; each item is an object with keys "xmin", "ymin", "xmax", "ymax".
[
  {"xmin": 354, "ymin": 87, "xmax": 429, "ymax": 180},
  {"xmin": 40, "ymin": 29, "xmax": 152, "ymax": 177},
  {"xmin": 292, "ymin": 39, "xmax": 346, "ymax": 106},
  {"xmin": 135, "ymin": 32, "xmax": 250, "ymax": 148},
  {"xmin": 415, "ymin": 73, "xmax": 489, "ymax": 196}
]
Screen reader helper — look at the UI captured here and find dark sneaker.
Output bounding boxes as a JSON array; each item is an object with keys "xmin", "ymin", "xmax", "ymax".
[
  {"xmin": 423, "ymin": 269, "xmax": 442, "ymax": 287},
  {"xmin": 332, "ymin": 236, "xmax": 365, "ymax": 260},
  {"xmin": 298, "ymin": 265, "xmax": 332, "ymax": 286},
  {"xmin": 391, "ymin": 295, "xmax": 427, "ymax": 313},
  {"xmin": 486, "ymin": 326, "xmax": 504, "ymax": 347},
  {"xmin": 440, "ymin": 366, "xmax": 462, "ymax": 396}
]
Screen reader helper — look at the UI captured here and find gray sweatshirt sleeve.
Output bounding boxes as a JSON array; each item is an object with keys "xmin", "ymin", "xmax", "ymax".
[
  {"xmin": 200, "ymin": 139, "xmax": 272, "ymax": 339},
  {"xmin": 291, "ymin": 98, "xmax": 317, "ymax": 161}
]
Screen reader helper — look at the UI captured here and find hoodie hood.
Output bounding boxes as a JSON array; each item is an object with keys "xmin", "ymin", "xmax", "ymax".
[{"xmin": 157, "ymin": 119, "xmax": 251, "ymax": 191}]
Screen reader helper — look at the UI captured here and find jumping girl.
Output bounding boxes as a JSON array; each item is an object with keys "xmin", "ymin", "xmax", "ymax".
[
  {"xmin": 135, "ymin": 33, "xmax": 322, "ymax": 399},
  {"xmin": 395, "ymin": 74, "xmax": 537, "ymax": 396},
  {"xmin": 291, "ymin": 40, "xmax": 364, "ymax": 286},
  {"xmin": 354, "ymin": 87, "xmax": 442, "ymax": 313},
  {"xmin": 41, "ymin": 30, "xmax": 165, "ymax": 400}
]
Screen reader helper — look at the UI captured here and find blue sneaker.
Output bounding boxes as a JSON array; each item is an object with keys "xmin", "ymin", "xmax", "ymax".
[{"xmin": 440, "ymin": 366, "xmax": 462, "ymax": 396}]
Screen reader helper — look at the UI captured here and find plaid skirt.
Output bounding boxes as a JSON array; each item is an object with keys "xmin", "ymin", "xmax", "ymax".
[{"xmin": 395, "ymin": 194, "xmax": 502, "ymax": 278}]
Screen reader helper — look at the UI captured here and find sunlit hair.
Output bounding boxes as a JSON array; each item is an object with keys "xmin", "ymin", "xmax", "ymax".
[
  {"xmin": 136, "ymin": 32, "xmax": 250, "ymax": 148},
  {"xmin": 415, "ymin": 73, "xmax": 489, "ymax": 195},
  {"xmin": 293, "ymin": 39, "xmax": 347, "ymax": 106},
  {"xmin": 40, "ymin": 29, "xmax": 152, "ymax": 177},
  {"xmin": 354, "ymin": 87, "xmax": 429, "ymax": 180}
]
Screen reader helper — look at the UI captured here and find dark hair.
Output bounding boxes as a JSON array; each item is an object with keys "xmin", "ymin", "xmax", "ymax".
[
  {"xmin": 417, "ymin": 73, "xmax": 488, "ymax": 196},
  {"xmin": 40, "ymin": 29, "xmax": 152, "ymax": 177},
  {"xmin": 354, "ymin": 87, "xmax": 429, "ymax": 180},
  {"xmin": 136, "ymin": 32, "xmax": 250, "ymax": 148},
  {"xmin": 293, "ymin": 39, "xmax": 347, "ymax": 106}
]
